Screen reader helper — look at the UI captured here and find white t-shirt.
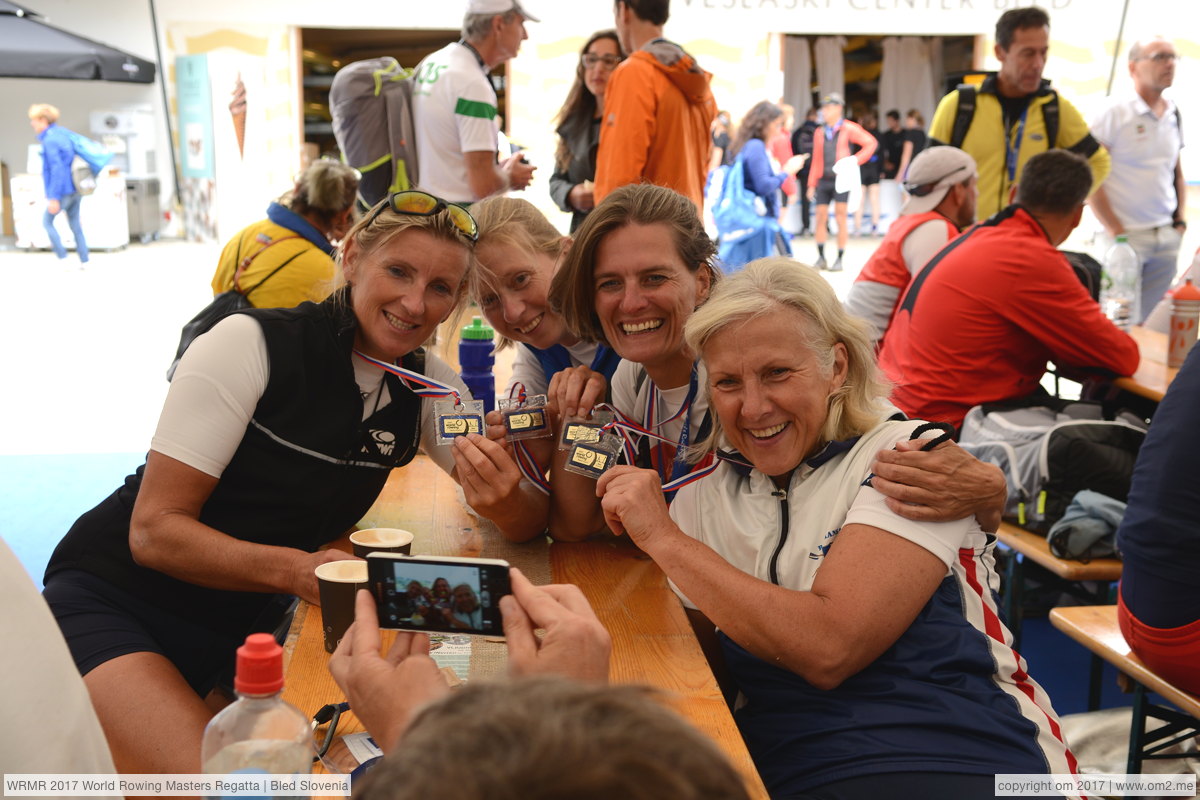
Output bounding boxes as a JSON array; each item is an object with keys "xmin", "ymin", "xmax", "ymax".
[
  {"xmin": 153, "ymin": 314, "xmax": 463, "ymax": 479},
  {"xmin": 668, "ymin": 419, "xmax": 981, "ymax": 609},
  {"xmin": 0, "ymin": 539, "xmax": 118, "ymax": 780},
  {"xmin": 610, "ymin": 359, "xmax": 711, "ymax": 458},
  {"xmin": 505, "ymin": 341, "xmax": 603, "ymax": 398},
  {"xmin": 1091, "ymin": 94, "xmax": 1184, "ymax": 230},
  {"xmin": 412, "ymin": 42, "xmax": 499, "ymax": 204}
]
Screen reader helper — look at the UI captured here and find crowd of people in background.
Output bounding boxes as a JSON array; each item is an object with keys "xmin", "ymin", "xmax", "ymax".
[{"xmin": 18, "ymin": 1, "xmax": 1198, "ymax": 798}]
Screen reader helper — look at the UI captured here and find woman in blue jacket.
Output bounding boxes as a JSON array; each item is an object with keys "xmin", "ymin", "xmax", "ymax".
[
  {"xmin": 28, "ymin": 103, "xmax": 88, "ymax": 265},
  {"xmin": 730, "ymin": 102, "xmax": 808, "ymax": 226}
]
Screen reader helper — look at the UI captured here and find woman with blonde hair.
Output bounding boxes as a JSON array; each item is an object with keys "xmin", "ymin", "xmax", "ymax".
[
  {"xmin": 598, "ymin": 256, "xmax": 1074, "ymax": 799},
  {"xmin": 547, "ymin": 185, "xmax": 1003, "ymax": 541},
  {"xmin": 42, "ymin": 191, "xmax": 536, "ymax": 775},
  {"xmin": 210, "ymin": 159, "xmax": 360, "ymax": 309},
  {"xmin": 28, "ymin": 103, "xmax": 92, "ymax": 265}
]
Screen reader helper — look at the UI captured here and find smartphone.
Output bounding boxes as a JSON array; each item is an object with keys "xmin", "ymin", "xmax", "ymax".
[{"xmin": 367, "ymin": 553, "xmax": 510, "ymax": 637}]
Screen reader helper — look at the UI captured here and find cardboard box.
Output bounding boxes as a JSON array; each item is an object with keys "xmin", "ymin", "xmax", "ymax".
[{"xmin": 1, "ymin": 161, "xmax": 13, "ymax": 237}]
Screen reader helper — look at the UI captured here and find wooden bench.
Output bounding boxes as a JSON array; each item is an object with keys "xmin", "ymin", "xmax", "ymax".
[
  {"xmin": 996, "ymin": 521, "xmax": 1122, "ymax": 645},
  {"xmin": 1049, "ymin": 605, "xmax": 1200, "ymax": 774}
]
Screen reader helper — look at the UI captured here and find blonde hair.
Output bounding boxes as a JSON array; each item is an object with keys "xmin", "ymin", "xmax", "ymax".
[
  {"xmin": 470, "ymin": 197, "xmax": 567, "ymax": 350},
  {"xmin": 549, "ymin": 184, "xmax": 719, "ymax": 344},
  {"xmin": 285, "ymin": 159, "xmax": 359, "ymax": 228},
  {"xmin": 333, "ymin": 198, "xmax": 476, "ymax": 345},
  {"xmin": 684, "ymin": 257, "xmax": 891, "ymax": 454},
  {"xmin": 28, "ymin": 103, "xmax": 60, "ymax": 123}
]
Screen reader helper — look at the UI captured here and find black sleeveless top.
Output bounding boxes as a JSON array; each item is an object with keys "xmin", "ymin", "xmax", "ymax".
[{"xmin": 45, "ymin": 293, "xmax": 423, "ymax": 636}]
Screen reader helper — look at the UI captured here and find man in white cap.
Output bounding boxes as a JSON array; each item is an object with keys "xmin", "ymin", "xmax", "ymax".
[
  {"xmin": 845, "ymin": 146, "xmax": 977, "ymax": 345},
  {"xmin": 411, "ymin": 0, "xmax": 538, "ymax": 204}
]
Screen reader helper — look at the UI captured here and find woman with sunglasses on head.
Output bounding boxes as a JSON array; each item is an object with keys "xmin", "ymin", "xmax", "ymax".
[
  {"xmin": 41, "ymin": 192, "xmax": 536, "ymax": 775},
  {"xmin": 549, "ymin": 30, "xmax": 623, "ymax": 233},
  {"xmin": 546, "ymin": 183, "xmax": 1008, "ymax": 543}
]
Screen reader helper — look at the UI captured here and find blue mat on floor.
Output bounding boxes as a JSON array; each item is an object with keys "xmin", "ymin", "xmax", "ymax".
[{"xmin": 0, "ymin": 452, "xmax": 144, "ymax": 587}]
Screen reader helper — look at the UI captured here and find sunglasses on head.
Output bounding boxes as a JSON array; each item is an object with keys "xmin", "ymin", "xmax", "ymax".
[
  {"xmin": 364, "ymin": 190, "xmax": 479, "ymax": 242},
  {"xmin": 904, "ymin": 165, "xmax": 968, "ymax": 197}
]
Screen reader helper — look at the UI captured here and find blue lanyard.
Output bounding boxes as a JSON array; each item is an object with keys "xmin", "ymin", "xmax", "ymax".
[
  {"xmin": 1005, "ymin": 108, "xmax": 1028, "ymax": 184},
  {"xmin": 645, "ymin": 363, "xmax": 700, "ymax": 485}
]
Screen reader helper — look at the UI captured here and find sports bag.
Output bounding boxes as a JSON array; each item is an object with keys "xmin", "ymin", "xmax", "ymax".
[
  {"xmin": 330, "ymin": 57, "xmax": 419, "ymax": 211},
  {"xmin": 714, "ymin": 155, "xmax": 788, "ymax": 272},
  {"xmin": 62, "ymin": 129, "xmax": 112, "ymax": 196},
  {"xmin": 166, "ymin": 234, "xmax": 302, "ymax": 381},
  {"xmin": 959, "ymin": 400, "xmax": 1146, "ymax": 534}
]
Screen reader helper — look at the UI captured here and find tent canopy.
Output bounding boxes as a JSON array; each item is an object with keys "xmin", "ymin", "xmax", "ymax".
[{"xmin": 0, "ymin": 1, "xmax": 156, "ymax": 84}]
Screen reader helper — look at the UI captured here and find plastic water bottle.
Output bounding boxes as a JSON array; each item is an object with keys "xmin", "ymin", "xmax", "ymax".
[
  {"xmin": 201, "ymin": 634, "xmax": 311, "ymax": 795},
  {"xmin": 459, "ymin": 316, "xmax": 496, "ymax": 413},
  {"xmin": 1167, "ymin": 279, "xmax": 1200, "ymax": 368},
  {"xmin": 1101, "ymin": 235, "xmax": 1141, "ymax": 331}
]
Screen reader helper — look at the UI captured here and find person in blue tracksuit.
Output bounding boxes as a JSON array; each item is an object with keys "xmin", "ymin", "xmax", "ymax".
[{"xmin": 28, "ymin": 103, "xmax": 88, "ymax": 264}]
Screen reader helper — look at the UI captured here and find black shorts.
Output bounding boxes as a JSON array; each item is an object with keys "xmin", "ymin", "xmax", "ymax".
[
  {"xmin": 859, "ymin": 161, "xmax": 881, "ymax": 186},
  {"xmin": 43, "ymin": 569, "xmax": 246, "ymax": 696},
  {"xmin": 814, "ymin": 179, "xmax": 849, "ymax": 205}
]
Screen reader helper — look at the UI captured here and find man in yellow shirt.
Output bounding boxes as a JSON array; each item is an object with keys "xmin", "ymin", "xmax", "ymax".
[{"xmin": 929, "ymin": 7, "xmax": 1110, "ymax": 220}]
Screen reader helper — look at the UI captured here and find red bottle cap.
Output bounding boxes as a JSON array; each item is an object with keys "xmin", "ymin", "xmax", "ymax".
[
  {"xmin": 234, "ymin": 633, "xmax": 285, "ymax": 695},
  {"xmin": 1169, "ymin": 279, "xmax": 1200, "ymax": 302}
]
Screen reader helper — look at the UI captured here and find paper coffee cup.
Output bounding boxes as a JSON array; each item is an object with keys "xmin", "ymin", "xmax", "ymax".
[
  {"xmin": 315, "ymin": 559, "xmax": 369, "ymax": 653},
  {"xmin": 350, "ymin": 528, "xmax": 414, "ymax": 559}
]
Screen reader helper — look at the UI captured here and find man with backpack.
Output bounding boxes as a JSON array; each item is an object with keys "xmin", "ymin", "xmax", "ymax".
[
  {"xmin": 877, "ymin": 150, "xmax": 1139, "ymax": 429},
  {"xmin": 411, "ymin": 0, "xmax": 537, "ymax": 205},
  {"xmin": 929, "ymin": 8, "xmax": 1110, "ymax": 220},
  {"xmin": 28, "ymin": 103, "xmax": 91, "ymax": 266}
]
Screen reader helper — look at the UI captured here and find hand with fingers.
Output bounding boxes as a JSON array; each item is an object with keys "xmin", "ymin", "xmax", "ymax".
[
  {"xmin": 452, "ymin": 433, "xmax": 525, "ymax": 511},
  {"xmin": 870, "ymin": 438, "xmax": 1006, "ymax": 532},
  {"xmin": 547, "ymin": 365, "xmax": 608, "ymax": 423},
  {"xmin": 328, "ymin": 590, "xmax": 450, "ymax": 753},
  {"xmin": 596, "ymin": 466, "xmax": 676, "ymax": 548},
  {"xmin": 501, "ymin": 567, "xmax": 611, "ymax": 683}
]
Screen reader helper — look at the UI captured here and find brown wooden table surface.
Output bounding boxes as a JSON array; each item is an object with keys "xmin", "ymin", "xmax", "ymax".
[
  {"xmin": 1116, "ymin": 326, "xmax": 1178, "ymax": 403},
  {"xmin": 281, "ymin": 456, "xmax": 767, "ymax": 799}
]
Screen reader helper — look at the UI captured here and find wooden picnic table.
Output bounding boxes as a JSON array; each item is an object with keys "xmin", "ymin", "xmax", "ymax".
[{"xmin": 281, "ymin": 455, "xmax": 767, "ymax": 799}]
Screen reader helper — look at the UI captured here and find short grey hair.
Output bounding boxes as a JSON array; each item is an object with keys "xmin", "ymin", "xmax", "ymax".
[
  {"xmin": 684, "ymin": 257, "xmax": 891, "ymax": 454},
  {"xmin": 462, "ymin": 9, "xmax": 520, "ymax": 42},
  {"xmin": 1128, "ymin": 36, "xmax": 1170, "ymax": 62}
]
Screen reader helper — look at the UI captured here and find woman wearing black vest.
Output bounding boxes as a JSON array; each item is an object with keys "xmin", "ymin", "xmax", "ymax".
[{"xmin": 41, "ymin": 192, "xmax": 536, "ymax": 774}]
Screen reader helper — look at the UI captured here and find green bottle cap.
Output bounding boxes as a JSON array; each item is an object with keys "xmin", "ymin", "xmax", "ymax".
[{"xmin": 461, "ymin": 316, "xmax": 494, "ymax": 340}]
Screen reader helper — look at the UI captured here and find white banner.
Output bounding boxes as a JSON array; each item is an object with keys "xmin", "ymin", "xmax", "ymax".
[
  {"xmin": 3, "ymin": 774, "xmax": 351, "ymax": 798},
  {"xmin": 995, "ymin": 773, "xmax": 1198, "ymax": 797}
]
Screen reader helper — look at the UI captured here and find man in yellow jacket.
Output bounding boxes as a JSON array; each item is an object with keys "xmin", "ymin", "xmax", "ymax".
[{"xmin": 929, "ymin": 7, "xmax": 1109, "ymax": 220}]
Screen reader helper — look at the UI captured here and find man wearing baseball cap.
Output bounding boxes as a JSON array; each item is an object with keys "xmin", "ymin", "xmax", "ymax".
[
  {"xmin": 806, "ymin": 93, "xmax": 877, "ymax": 271},
  {"xmin": 845, "ymin": 146, "xmax": 977, "ymax": 345},
  {"xmin": 411, "ymin": 0, "xmax": 539, "ymax": 204}
]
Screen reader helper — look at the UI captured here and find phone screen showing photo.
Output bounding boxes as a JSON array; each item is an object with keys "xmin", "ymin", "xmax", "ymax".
[{"xmin": 369, "ymin": 556, "xmax": 509, "ymax": 636}]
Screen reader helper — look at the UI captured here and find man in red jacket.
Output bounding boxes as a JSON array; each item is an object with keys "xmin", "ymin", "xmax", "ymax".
[
  {"xmin": 878, "ymin": 149, "xmax": 1140, "ymax": 428},
  {"xmin": 846, "ymin": 146, "xmax": 977, "ymax": 346},
  {"xmin": 806, "ymin": 93, "xmax": 876, "ymax": 271}
]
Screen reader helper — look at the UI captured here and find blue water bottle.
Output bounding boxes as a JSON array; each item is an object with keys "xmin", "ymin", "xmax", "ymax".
[{"xmin": 458, "ymin": 316, "xmax": 495, "ymax": 413}]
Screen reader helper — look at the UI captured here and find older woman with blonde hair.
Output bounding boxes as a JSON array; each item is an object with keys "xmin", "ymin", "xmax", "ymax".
[{"xmin": 597, "ymin": 257, "xmax": 1075, "ymax": 799}]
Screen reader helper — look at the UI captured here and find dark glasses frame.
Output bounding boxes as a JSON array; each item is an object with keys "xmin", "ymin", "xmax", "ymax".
[{"xmin": 364, "ymin": 190, "xmax": 479, "ymax": 242}]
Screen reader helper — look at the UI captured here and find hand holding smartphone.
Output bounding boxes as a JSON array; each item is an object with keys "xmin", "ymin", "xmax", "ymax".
[{"xmin": 367, "ymin": 554, "xmax": 511, "ymax": 637}]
